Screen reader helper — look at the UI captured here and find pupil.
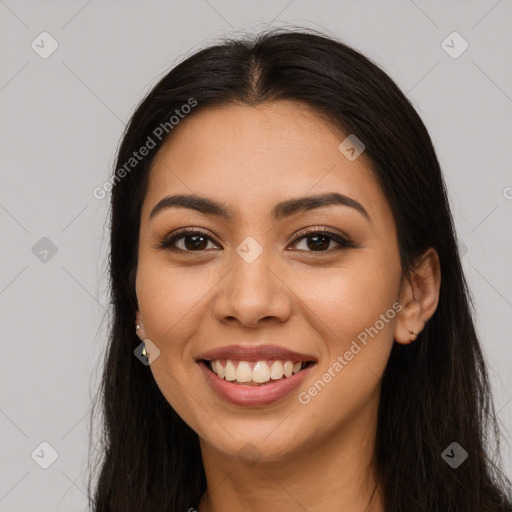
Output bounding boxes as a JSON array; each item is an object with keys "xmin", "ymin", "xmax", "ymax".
[
  {"xmin": 185, "ymin": 235, "xmax": 207, "ymax": 251},
  {"xmin": 308, "ymin": 235, "xmax": 329, "ymax": 251}
]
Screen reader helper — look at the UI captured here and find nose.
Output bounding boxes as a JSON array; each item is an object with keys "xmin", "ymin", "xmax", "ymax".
[{"xmin": 213, "ymin": 248, "xmax": 293, "ymax": 329}]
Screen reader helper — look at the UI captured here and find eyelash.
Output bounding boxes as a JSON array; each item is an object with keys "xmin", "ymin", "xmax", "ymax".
[{"xmin": 155, "ymin": 226, "xmax": 355, "ymax": 254}]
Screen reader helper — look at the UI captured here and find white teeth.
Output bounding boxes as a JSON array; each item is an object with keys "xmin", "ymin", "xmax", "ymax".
[
  {"xmin": 209, "ymin": 359, "xmax": 307, "ymax": 384},
  {"xmin": 224, "ymin": 360, "xmax": 236, "ymax": 381},
  {"xmin": 236, "ymin": 362, "xmax": 252, "ymax": 382},
  {"xmin": 216, "ymin": 360, "xmax": 225, "ymax": 378},
  {"xmin": 270, "ymin": 361, "xmax": 284, "ymax": 380},
  {"xmin": 252, "ymin": 361, "xmax": 271, "ymax": 383},
  {"xmin": 283, "ymin": 361, "xmax": 293, "ymax": 378}
]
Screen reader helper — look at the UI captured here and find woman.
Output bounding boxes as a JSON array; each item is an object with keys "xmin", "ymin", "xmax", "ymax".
[{"xmin": 88, "ymin": 28, "xmax": 512, "ymax": 511}]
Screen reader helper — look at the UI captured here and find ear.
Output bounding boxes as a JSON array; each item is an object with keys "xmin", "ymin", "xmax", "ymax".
[
  {"xmin": 394, "ymin": 247, "xmax": 441, "ymax": 345},
  {"xmin": 135, "ymin": 309, "xmax": 147, "ymax": 341}
]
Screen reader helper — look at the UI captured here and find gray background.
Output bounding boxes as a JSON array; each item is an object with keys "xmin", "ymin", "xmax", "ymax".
[{"xmin": 1, "ymin": 1, "xmax": 511, "ymax": 510}]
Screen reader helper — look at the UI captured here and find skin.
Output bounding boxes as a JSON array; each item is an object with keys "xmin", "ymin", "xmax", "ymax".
[{"xmin": 134, "ymin": 100, "xmax": 441, "ymax": 512}]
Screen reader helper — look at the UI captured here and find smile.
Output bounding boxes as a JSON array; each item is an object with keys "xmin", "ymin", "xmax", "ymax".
[{"xmin": 197, "ymin": 359, "xmax": 317, "ymax": 406}]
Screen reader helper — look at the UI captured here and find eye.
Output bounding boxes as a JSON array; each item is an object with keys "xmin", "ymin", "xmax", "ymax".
[
  {"xmin": 289, "ymin": 227, "xmax": 355, "ymax": 253},
  {"xmin": 155, "ymin": 228, "xmax": 220, "ymax": 252}
]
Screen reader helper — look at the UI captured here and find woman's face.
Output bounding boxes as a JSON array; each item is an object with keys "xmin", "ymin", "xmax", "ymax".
[{"xmin": 135, "ymin": 100, "xmax": 404, "ymax": 462}]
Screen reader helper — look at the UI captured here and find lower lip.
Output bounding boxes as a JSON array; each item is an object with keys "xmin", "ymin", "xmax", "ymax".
[{"xmin": 198, "ymin": 361, "xmax": 315, "ymax": 407}]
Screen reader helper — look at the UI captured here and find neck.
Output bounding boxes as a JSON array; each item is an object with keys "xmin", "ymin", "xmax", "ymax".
[{"xmin": 197, "ymin": 396, "xmax": 384, "ymax": 512}]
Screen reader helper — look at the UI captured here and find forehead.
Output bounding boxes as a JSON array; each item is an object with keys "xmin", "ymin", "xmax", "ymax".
[{"xmin": 141, "ymin": 101, "xmax": 388, "ymax": 226}]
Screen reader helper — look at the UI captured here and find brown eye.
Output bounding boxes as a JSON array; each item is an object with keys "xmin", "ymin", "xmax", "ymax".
[
  {"xmin": 179, "ymin": 233, "xmax": 210, "ymax": 251},
  {"xmin": 290, "ymin": 228, "xmax": 355, "ymax": 253},
  {"xmin": 156, "ymin": 229, "xmax": 220, "ymax": 252},
  {"xmin": 296, "ymin": 233, "xmax": 333, "ymax": 251}
]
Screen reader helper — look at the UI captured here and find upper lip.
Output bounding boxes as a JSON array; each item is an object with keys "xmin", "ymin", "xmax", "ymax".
[{"xmin": 196, "ymin": 344, "xmax": 317, "ymax": 363}]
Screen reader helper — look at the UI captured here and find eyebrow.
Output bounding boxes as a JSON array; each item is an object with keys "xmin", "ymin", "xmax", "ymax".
[{"xmin": 149, "ymin": 192, "xmax": 371, "ymax": 223}]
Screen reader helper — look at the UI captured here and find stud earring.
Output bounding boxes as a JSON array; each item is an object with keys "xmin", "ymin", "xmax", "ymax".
[
  {"xmin": 136, "ymin": 324, "xmax": 141, "ymax": 331},
  {"xmin": 408, "ymin": 330, "xmax": 418, "ymax": 335}
]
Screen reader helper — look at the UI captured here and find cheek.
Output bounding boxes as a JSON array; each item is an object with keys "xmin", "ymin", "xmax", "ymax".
[
  {"xmin": 135, "ymin": 261, "xmax": 213, "ymax": 422},
  {"xmin": 296, "ymin": 261, "xmax": 399, "ymax": 353},
  {"xmin": 135, "ymin": 259, "xmax": 218, "ymax": 349},
  {"xmin": 293, "ymin": 265, "xmax": 399, "ymax": 421}
]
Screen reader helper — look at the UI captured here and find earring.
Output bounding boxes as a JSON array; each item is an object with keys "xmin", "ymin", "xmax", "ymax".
[
  {"xmin": 136, "ymin": 325, "xmax": 148, "ymax": 357},
  {"xmin": 408, "ymin": 330, "xmax": 418, "ymax": 335}
]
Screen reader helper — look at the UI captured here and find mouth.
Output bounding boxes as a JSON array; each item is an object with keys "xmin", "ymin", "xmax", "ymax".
[
  {"xmin": 198, "ymin": 358, "xmax": 317, "ymax": 386},
  {"xmin": 197, "ymin": 357, "xmax": 317, "ymax": 407},
  {"xmin": 195, "ymin": 344, "xmax": 317, "ymax": 405}
]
